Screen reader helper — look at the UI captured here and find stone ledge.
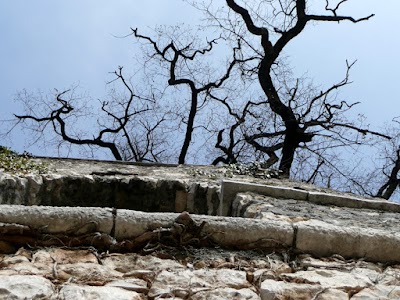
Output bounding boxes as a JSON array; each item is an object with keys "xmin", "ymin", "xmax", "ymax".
[
  {"xmin": 221, "ymin": 180, "xmax": 400, "ymax": 215},
  {"xmin": 0, "ymin": 205, "xmax": 114, "ymax": 234},
  {"xmin": 0, "ymin": 205, "xmax": 293, "ymax": 251},
  {"xmin": 1, "ymin": 205, "xmax": 400, "ymax": 263},
  {"xmin": 295, "ymin": 219, "xmax": 400, "ymax": 262},
  {"xmin": 2, "ymin": 158, "xmax": 399, "ymax": 217},
  {"xmin": 116, "ymin": 210, "xmax": 293, "ymax": 249},
  {"xmin": 232, "ymin": 192, "xmax": 400, "ymax": 263}
]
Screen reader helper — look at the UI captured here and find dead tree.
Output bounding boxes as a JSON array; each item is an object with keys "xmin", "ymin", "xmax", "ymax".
[
  {"xmin": 221, "ymin": 0, "xmax": 380, "ymax": 176},
  {"xmin": 376, "ymin": 147, "xmax": 400, "ymax": 200},
  {"xmin": 209, "ymin": 93, "xmax": 269, "ymax": 165},
  {"xmin": 131, "ymin": 29, "xmax": 247, "ymax": 164},
  {"xmin": 13, "ymin": 67, "xmax": 166, "ymax": 162},
  {"xmin": 373, "ymin": 121, "xmax": 400, "ymax": 200}
]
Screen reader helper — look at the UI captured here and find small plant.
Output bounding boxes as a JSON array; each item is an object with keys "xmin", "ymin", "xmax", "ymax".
[
  {"xmin": 0, "ymin": 146, "xmax": 48, "ymax": 174},
  {"xmin": 188, "ymin": 162, "xmax": 282, "ymax": 179},
  {"xmin": 225, "ymin": 162, "xmax": 282, "ymax": 179}
]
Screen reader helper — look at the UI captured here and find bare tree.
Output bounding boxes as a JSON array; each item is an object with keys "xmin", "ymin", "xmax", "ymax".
[
  {"xmin": 370, "ymin": 121, "xmax": 400, "ymax": 200},
  {"xmin": 209, "ymin": 93, "xmax": 270, "ymax": 165},
  {"xmin": 7, "ymin": 1, "xmax": 398, "ymax": 199},
  {"xmin": 13, "ymin": 67, "xmax": 168, "ymax": 162},
  {"xmin": 180, "ymin": 0, "xmax": 388, "ymax": 176},
  {"xmin": 376, "ymin": 146, "xmax": 400, "ymax": 200},
  {"xmin": 217, "ymin": 0, "xmax": 384, "ymax": 176},
  {"xmin": 130, "ymin": 28, "xmax": 249, "ymax": 164}
]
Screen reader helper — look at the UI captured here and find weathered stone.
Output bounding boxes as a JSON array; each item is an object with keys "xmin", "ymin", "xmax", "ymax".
[
  {"xmin": 0, "ymin": 251, "xmax": 52, "ymax": 277},
  {"xmin": 184, "ymin": 182, "xmax": 220, "ymax": 215},
  {"xmin": 133, "ymin": 255, "xmax": 185, "ymax": 272},
  {"xmin": 13, "ymin": 247, "xmax": 32, "ymax": 260},
  {"xmin": 206, "ymin": 184, "xmax": 220, "ymax": 216},
  {"xmin": 260, "ymin": 279, "xmax": 324, "ymax": 300},
  {"xmin": 231, "ymin": 193, "xmax": 264, "ymax": 218},
  {"xmin": 202, "ymin": 215, "xmax": 293, "ymax": 250},
  {"xmin": 0, "ymin": 174, "xmax": 26, "ymax": 204},
  {"xmin": 149, "ymin": 269, "xmax": 253, "ymax": 299},
  {"xmin": 32, "ymin": 248, "xmax": 98, "ymax": 264},
  {"xmin": 317, "ymin": 288, "xmax": 350, "ymax": 300},
  {"xmin": 191, "ymin": 287, "xmax": 260, "ymax": 300},
  {"xmin": 222, "ymin": 180, "xmax": 308, "ymax": 216},
  {"xmin": 59, "ymin": 284, "xmax": 142, "ymax": 300},
  {"xmin": 0, "ymin": 262, "xmax": 50, "ymax": 277},
  {"xmin": 0, "ymin": 275, "xmax": 54, "ymax": 299},
  {"xmin": 296, "ymin": 219, "xmax": 400, "ymax": 262},
  {"xmin": 308, "ymin": 191, "xmax": 400, "ymax": 213},
  {"xmin": 0, "ymin": 240, "xmax": 16, "ymax": 254},
  {"xmin": 351, "ymin": 285, "xmax": 400, "ymax": 299},
  {"xmin": 232, "ymin": 192, "xmax": 400, "ymax": 232},
  {"xmin": 0, "ymin": 205, "xmax": 114, "ymax": 234},
  {"xmin": 115, "ymin": 210, "xmax": 293, "ymax": 250},
  {"xmin": 123, "ymin": 269, "xmax": 155, "ymax": 280},
  {"xmin": 253, "ymin": 269, "xmax": 278, "ymax": 282},
  {"xmin": 350, "ymin": 267, "xmax": 381, "ymax": 284},
  {"xmin": 114, "ymin": 177, "xmax": 187, "ymax": 212},
  {"xmin": 2, "ymin": 157, "xmax": 400, "ymax": 216},
  {"xmin": 31, "ymin": 250, "xmax": 53, "ymax": 264},
  {"xmin": 299, "ymin": 256, "xmax": 349, "ymax": 270},
  {"xmin": 24, "ymin": 174, "xmax": 43, "ymax": 205},
  {"xmin": 378, "ymin": 266, "xmax": 400, "ymax": 285},
  {"xmin": 3, "ymin": 158, "xmax": 400, "ymax": 299},
  {"xmin": 175, "ymin": 189, "xmax": 188, "ymax": 212},
  {"xmin": 105, "ymin": 278, "xmax": 148, "ymax": 293},
  {"xmin": 115, "ymin": 210, "xmax": 176, "ymax": 239},
  {"xmin": 281, "ymin": 269, "xmax": 372, "ymax": 291},
  {"xmin": 57, "ymin": 263, "xmax": 123, "ymax": 282},
  {"xmin": 261, "ymin": 280, "xmax": 349, "ymax": 300},
  {"xmin": 102, "ymin": 253, "xmax": 184, "ymax": 274},
  {"xmin": 148, "ymin": 270, "xmax": 208, "ymax": 298},
  {"xmin": 0, "ymin": 254, "xmax": 30, "ymax": 266}
]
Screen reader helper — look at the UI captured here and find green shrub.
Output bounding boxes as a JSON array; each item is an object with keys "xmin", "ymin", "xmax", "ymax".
[{"xmin": 0, "ymin": 146, "xmax": 47, "ymax": 174}]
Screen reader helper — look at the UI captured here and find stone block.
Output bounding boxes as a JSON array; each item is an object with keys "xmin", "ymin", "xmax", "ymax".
[
  {"xmin": 0, "ymin": 205, "xmax": 114, "ymax": 234},
  {"xmin": 295, "ymin": 219, "xmax": 400, "ymax": 262},
  {"xmin": 308, "ymin": 191, "xmax": 400, "ymax": 213},
  {"xmin": 175, "ymin": 190, "xmax": 188, "ymax": 212},
  {"xmin": 59, "ymin": 284, "xmax": 142, "ymax": 300},
  {"xmin": 0, "ymin": 275, "xmax": 55, "ymax": 299},
  {"xmin": 221, "ymin": 180, "xmax": 308, "ymax": 216}
]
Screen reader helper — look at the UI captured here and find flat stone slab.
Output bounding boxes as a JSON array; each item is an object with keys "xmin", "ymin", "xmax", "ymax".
[
  {"xmin": 233, "ymin": 192, "xmax": 400, "ymax": 262},
  {"xmin": 232, "ymin": 192, "xmax": 400, "ymax": 235},
  {"xmin": 223, "ymin": 180, "xmax": 400, "ymax": 215}
]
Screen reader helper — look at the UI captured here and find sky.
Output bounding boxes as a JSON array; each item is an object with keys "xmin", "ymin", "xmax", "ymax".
[{"xmin": 1, "ymin": 0, "xmax": 399, "ymax": 158}]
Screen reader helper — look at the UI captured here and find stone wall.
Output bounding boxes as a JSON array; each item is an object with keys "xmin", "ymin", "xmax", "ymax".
[
  {"xmin": 0, "ymin": 158, "xmax": 223, "ymax": 215},
  {"xmin": 2, "ymin": 157, "xmax": 400, "ymax": 299}
]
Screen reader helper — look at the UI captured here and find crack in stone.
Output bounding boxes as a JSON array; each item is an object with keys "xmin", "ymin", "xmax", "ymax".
[
  {"xmin": 292, "ymin": 224, "xmax": 299, "ymax": 249},
  {"xmin": 110, "ymin": 207, "xmax": 117, "ymax": 238}
]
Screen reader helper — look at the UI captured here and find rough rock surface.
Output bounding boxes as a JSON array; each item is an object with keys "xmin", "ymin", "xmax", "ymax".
[
  {"xmin": 1, "ymin": 157, "xmax": 384, "ymax": 215},
  {"xmin": 232, "ymin": 192, "xmax": 400, "ymax": 262},
  {"xmin": 1, "ymin": 247, "xmax": 400, "ymax": 299},
  {"xmin": 232, "ymin": 192, "xmax": 400, "ymax": 231},
  {"xmin": 1, "ymin": 157, "xmax": 400, "ymax": 299}
]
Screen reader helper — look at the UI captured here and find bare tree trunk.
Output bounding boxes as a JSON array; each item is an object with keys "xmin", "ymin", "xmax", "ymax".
[
  {"xmin": 376, "ymin": 148, "xmax": 400, "ymax": 199},
  {"xmin": 179, "ymin": 92, "xmax": 198, "ymax": 164}
]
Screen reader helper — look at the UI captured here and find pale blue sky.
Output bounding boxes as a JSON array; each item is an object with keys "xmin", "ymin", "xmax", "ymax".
[{"xmin": 1, "ymin": 0, "xmax": 399, "ymax": 156}]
